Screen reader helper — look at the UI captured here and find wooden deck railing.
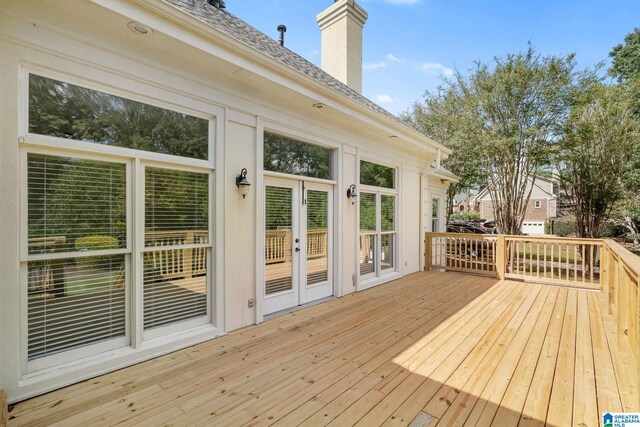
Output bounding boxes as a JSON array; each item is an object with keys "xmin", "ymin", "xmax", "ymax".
[
  {"xmin": 425, "ymin": 231, "xmax": 640, "ymax": 372},
  {"xmin": 265, "ymin": 229, "xmax": 327, "ymax": 265},
  {"xmin": 601, "ymin": 239, "xmax": 640, "ymax": 364}
]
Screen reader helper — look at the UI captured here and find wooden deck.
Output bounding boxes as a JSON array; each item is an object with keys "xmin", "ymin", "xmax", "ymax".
[{"xmin": 8, "ymin": 271, "xmax": 639, "ymax": 426}]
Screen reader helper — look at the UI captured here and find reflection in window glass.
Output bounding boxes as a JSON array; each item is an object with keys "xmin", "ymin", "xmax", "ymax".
[
  {"xmin": 263, "ymin": 132, "xmax": 332, "ymax": 179},
  {"xmin": 432, "ymin": 198, "xmax": 440, "ymax": 232},
  {"xmin": 265, "ymin": 186, "xmax": 293, "ymax": 294},
  {"xmin": 381, "ymin": 234, "xmax": 395, "ymax": 271},
  {"xmin": 359, "ymin": 193, "xmax": 377, "ymax": 233},
  {"xmin": 360, "ymin": 160, "xmax": 395, "ymax": 189},
  {"xmin": 27, "ymin": 255, "xmax": 126, "ymax": 360},
  {"xmin": 145, "ymin": 168, "xmax": 209, "ymax": 246},
  {"xmin": 360, "ymin": 235, "xmax": 376, "ymax": 276},
  {"xmin": 28, "ymin": 154, "xmax": 126, "ymax": 254},
  {"xmin": 307, "ymin": 190, "xmax": 329, "ymax": 285},
  {"xmin": 143, "ymin": 167, "xmax": 210, "ymax": 329},
  {"xmin": 381, "ymin": 195, "xmax": 395, "ymax": 232},
  {"xmin": 28, "ymin": 74, "xmax": 209, "ymax": 160}
]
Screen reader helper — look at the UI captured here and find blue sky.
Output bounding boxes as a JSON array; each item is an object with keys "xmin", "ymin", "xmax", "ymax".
[{"xmin": 223, "ymin": 0, "xmax": 640, "ymax": 114}]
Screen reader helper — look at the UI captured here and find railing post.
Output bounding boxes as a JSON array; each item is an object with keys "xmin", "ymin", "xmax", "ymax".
[
  {"xmin": 1, "ymin": 388, "xmax": 7, "ymax": 427},
  {"xmin": 183, "ymin": 232, "xmax": 194, "ymax": 278},
  {"xmin": 495, "ymin": 235, "xmax": 506, "ymax": 280},
  {"xmin": 425, "ymin": 232, "xmax": 432, "ymax": 271}
]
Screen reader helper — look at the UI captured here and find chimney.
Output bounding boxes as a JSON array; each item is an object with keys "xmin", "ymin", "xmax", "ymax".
[{"xmin": 316, "ymin": 0, "xmax": 368, "ymax": 94}]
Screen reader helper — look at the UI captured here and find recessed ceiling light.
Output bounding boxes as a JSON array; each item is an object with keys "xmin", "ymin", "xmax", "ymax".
[
  {"xmin": 127, "ymin": 21, "xmax": 152, "ymax": 35},
  {"xmin": 312, "ymin": 103, "xmax": 325, "ymax": 109},
  {"xmin": 388, "ymin": 135, "xmax": 398, "ymax": 139}
]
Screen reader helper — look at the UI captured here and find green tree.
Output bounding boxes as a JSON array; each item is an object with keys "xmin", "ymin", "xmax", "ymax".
[
  {"xmin": 558, "ymin": 83, "xmax": 638, "ymax": 238},
  {"xmin": 402, "ymin": 85, "xmax": 483, "ymax": 223},
  {"xmin": 609, "ymin": 28, "xmax": 640, "ymax": 82},
  {"xmin": 404, "ymin": 46, "xmax": 583, "ymax": 234}
]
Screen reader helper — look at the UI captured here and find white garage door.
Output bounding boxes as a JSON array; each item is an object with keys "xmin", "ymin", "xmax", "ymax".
[{"xmin": 521, "ymin": 221, "xmax": 545, "ymax": 235}]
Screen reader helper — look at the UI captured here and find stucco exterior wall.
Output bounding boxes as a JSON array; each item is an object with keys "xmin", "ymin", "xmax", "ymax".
[{"xmin": 0, "ymin": 0, "xmax": 447, "ymax": 402}]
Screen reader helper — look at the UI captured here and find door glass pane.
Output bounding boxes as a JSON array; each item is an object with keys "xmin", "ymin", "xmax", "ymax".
[
  {"xmin": 28, "ymin": 74, "xmax": 209, "ymax": 160},
  {"xmin": 143, "ymin": 167, "xmax": 209, "ymax": 330},
  {"xmin": 360, "ymin": 235, "xmax": 376, "ymax": 276},
  {"xmin": 265, "ymin": 186, "xmax": 293, "ymax": 294},
  {"xmin": 381, "ymin": 195, "xmax": 395, "ymax": 232},
  {"xmin": 432, "ymin": 198, "xmax": 440, "ymax": 231},
  {"xmin": 307, "ymin": 190, "xmax": 328, "ymax": 285},
  {"xmin": 381, "ymin": 234, "xmax": 395, "ymax": 271},
  {"xmin": 27, "ymin": 255, "xmax": 125, "ymax": 360}
]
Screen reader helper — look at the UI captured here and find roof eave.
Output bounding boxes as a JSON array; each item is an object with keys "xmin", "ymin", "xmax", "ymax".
[{"xmin": 103, "ymin": 0, "xmax": 450, "ymax": 156}]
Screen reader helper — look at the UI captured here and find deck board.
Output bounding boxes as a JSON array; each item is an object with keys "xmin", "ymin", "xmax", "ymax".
[{"xmin": 7, "ymin": 271, "xmax": 638, "ymax": 427}]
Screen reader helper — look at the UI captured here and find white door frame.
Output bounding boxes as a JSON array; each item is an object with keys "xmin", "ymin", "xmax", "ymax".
[{"xmin": 263, "ymin": 177, "xmax": 334, "ymax": 315}]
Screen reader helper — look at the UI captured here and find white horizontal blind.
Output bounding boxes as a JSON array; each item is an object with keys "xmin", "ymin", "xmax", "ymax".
[
  {"xmin": 143, "ymin": 167, "xmax": 209, "ymax": 330},
  {"xmin": 27, "ymin": 154, "xmax": 127, "ymax": 360},
  {"xmin": 359, "ymin": 192, "xmax": 377, "ymax": 276},
  {"xmin": 306, "ymin": 190, "xmax": 328, "ymax": 285},
  {"xmin": 381, "ymin": 195, "xmax": 396, "ymax": 271},
  {"xmin": 265, "ymin": 186, "xmax": 293, "ymax": 295}
]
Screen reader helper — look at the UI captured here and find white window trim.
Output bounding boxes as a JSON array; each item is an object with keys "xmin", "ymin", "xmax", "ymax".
[
  {"xmin": 356, "ymin": 157, "xmax": 400, "ymax": 289},
  {"xmin": 19, "ymin": 67, "xmax": 223, "ymax": 375}
]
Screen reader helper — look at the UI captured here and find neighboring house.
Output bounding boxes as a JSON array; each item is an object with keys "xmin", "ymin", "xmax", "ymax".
[
  {"xmin": 477, "ymin": 175, "xmax": 557, "ymax": 234},
  {"xmin": 454, "ymin": 194, "xmax": 480, "ymax": 213},
  {"xmin": 0, "ymin": 0, "xmax": 455, "ymax": 402}
]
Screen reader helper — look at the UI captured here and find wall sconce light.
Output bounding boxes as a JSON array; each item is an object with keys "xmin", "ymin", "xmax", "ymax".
[
  {"xmin": 346, "ymin": 184, "xmax": 358, "ymax": 205},
  {"xmin": 236, "ymin": 168, "xmax": 251, "ymax": 198},
  {"xmin": 440, "ymin": 179, "xmax": 449, "ymax": 185}
]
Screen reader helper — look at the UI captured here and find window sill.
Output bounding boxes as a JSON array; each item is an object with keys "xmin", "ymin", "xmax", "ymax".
[{"xmin": 358, "ymin": 271, "xmax": 402, "ymax": 291}]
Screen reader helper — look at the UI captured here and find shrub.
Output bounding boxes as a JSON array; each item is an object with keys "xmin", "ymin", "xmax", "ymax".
[
  {"xmin": 451, "ymin": 211, "xmax": 481, "ymax": 222},
  {"xmin": 75, "ymin": 235, "xmax": 119, "ymax": 268},
  {"xmin": 551, "ymin": 218, "xmax": 577, "ymax": 237}
]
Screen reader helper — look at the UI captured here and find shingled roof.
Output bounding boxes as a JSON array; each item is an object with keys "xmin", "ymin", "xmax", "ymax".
[{"xmin": 163, "ymin": 0, "xmax": 404, "ymax": 125}]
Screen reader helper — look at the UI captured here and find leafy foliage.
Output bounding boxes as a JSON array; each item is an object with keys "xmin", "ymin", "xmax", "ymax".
[
  {"xmin": 29, "ymin": 74, "xmax": 209, "ymax": 160},
  {"xmin": 558, "ymin": 83, "xmax": 639, "ymax": 238},
  {"xmin": 263, "ymin": 132, "xmax": 332, "ymax": 179},
  {"xmin": 609, "ymin": 28, "xmax": 640, "ymax": 82},
  {"xmin": 404, "ymin": 46, "xmax": 583, "ymax": 234}
]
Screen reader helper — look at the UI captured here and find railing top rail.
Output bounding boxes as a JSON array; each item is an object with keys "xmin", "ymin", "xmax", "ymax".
[
  {"xmin": 426, "ymin": 232, "xmax": 498, "ymax": 239},
  {"xmin": 604, "ymin": 239, "xmax": 640, "ymax": 277},
  {"xmin": 426, "ymin": 232, "xmax": 604, "ymax": 245},
  {"xmin": 504, "ymin": 235, "xmax": 603, "ymax": 244}
]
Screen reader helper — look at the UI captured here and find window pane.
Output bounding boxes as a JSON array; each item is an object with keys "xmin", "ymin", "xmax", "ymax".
[
  {"xmin": 381, "ymin": 195, "xmax": 395, "ymax": 232},
  {"xmin": 27, "ymin": 256, "xmax": 126, "ymax": 360},
  {"xmin": 359, "ymin": 193, "xmax": 376, "ymax": 232},
  {"xmin": 143, "ymin": 251, "xmax": 207, "ymax": 330},
  {"xmin": 360, "ymin": 160, "xmax": 395, "ymax": 189},
  {"xmin": 145, "ymin": 168, "xmax": 209, "ymax": 247},
  {"xmin": 307, "ymin": 190, "xmax": 328, "ymax": 285},
  {"xmin": 29, "ymin": 74, "xmax": 209, "ymax": 160},
  {"xmin": 381, "ymin": 234, "xmax": 395, "ymax": 271},
  {"xmin": 265, "ymin": 186, "xmax": 293, "ymax": 294},
  {"xmin": 28, "ymin": 154, "xmax": 126, "ymax": 254},
  {"xmin": 360, "ymin": 235, "xmax": 376, "ymax": 276},
  {"xmin": 263, "ymin": 132, "xmax": 331, "ymax": 179}
]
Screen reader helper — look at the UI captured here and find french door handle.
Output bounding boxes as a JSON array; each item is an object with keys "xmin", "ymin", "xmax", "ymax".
[
  {"xmin": 295, "ymin": 238, "xmax": 300, "ymax": 243},
  {"xmin": 295, "ymin": 247, "xmax": 300, "ymax": 252}
]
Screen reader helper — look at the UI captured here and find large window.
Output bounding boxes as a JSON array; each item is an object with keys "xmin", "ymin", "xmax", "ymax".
[
  {"xmin": 24, "ymin": 73, "xmax": 213, "ymax": 368},
  {"xmin": 263, "ymin": 132, "xmax": 332, "ymax": 179},
  {"xmin": 359, "ymin": 160, "xmax": 397, "ymax": 279}
]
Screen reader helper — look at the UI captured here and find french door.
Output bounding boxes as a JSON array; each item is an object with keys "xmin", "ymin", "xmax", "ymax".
[{"xmin": 264, "ymin": 177, "xmax": 333, "ymax": 314}]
